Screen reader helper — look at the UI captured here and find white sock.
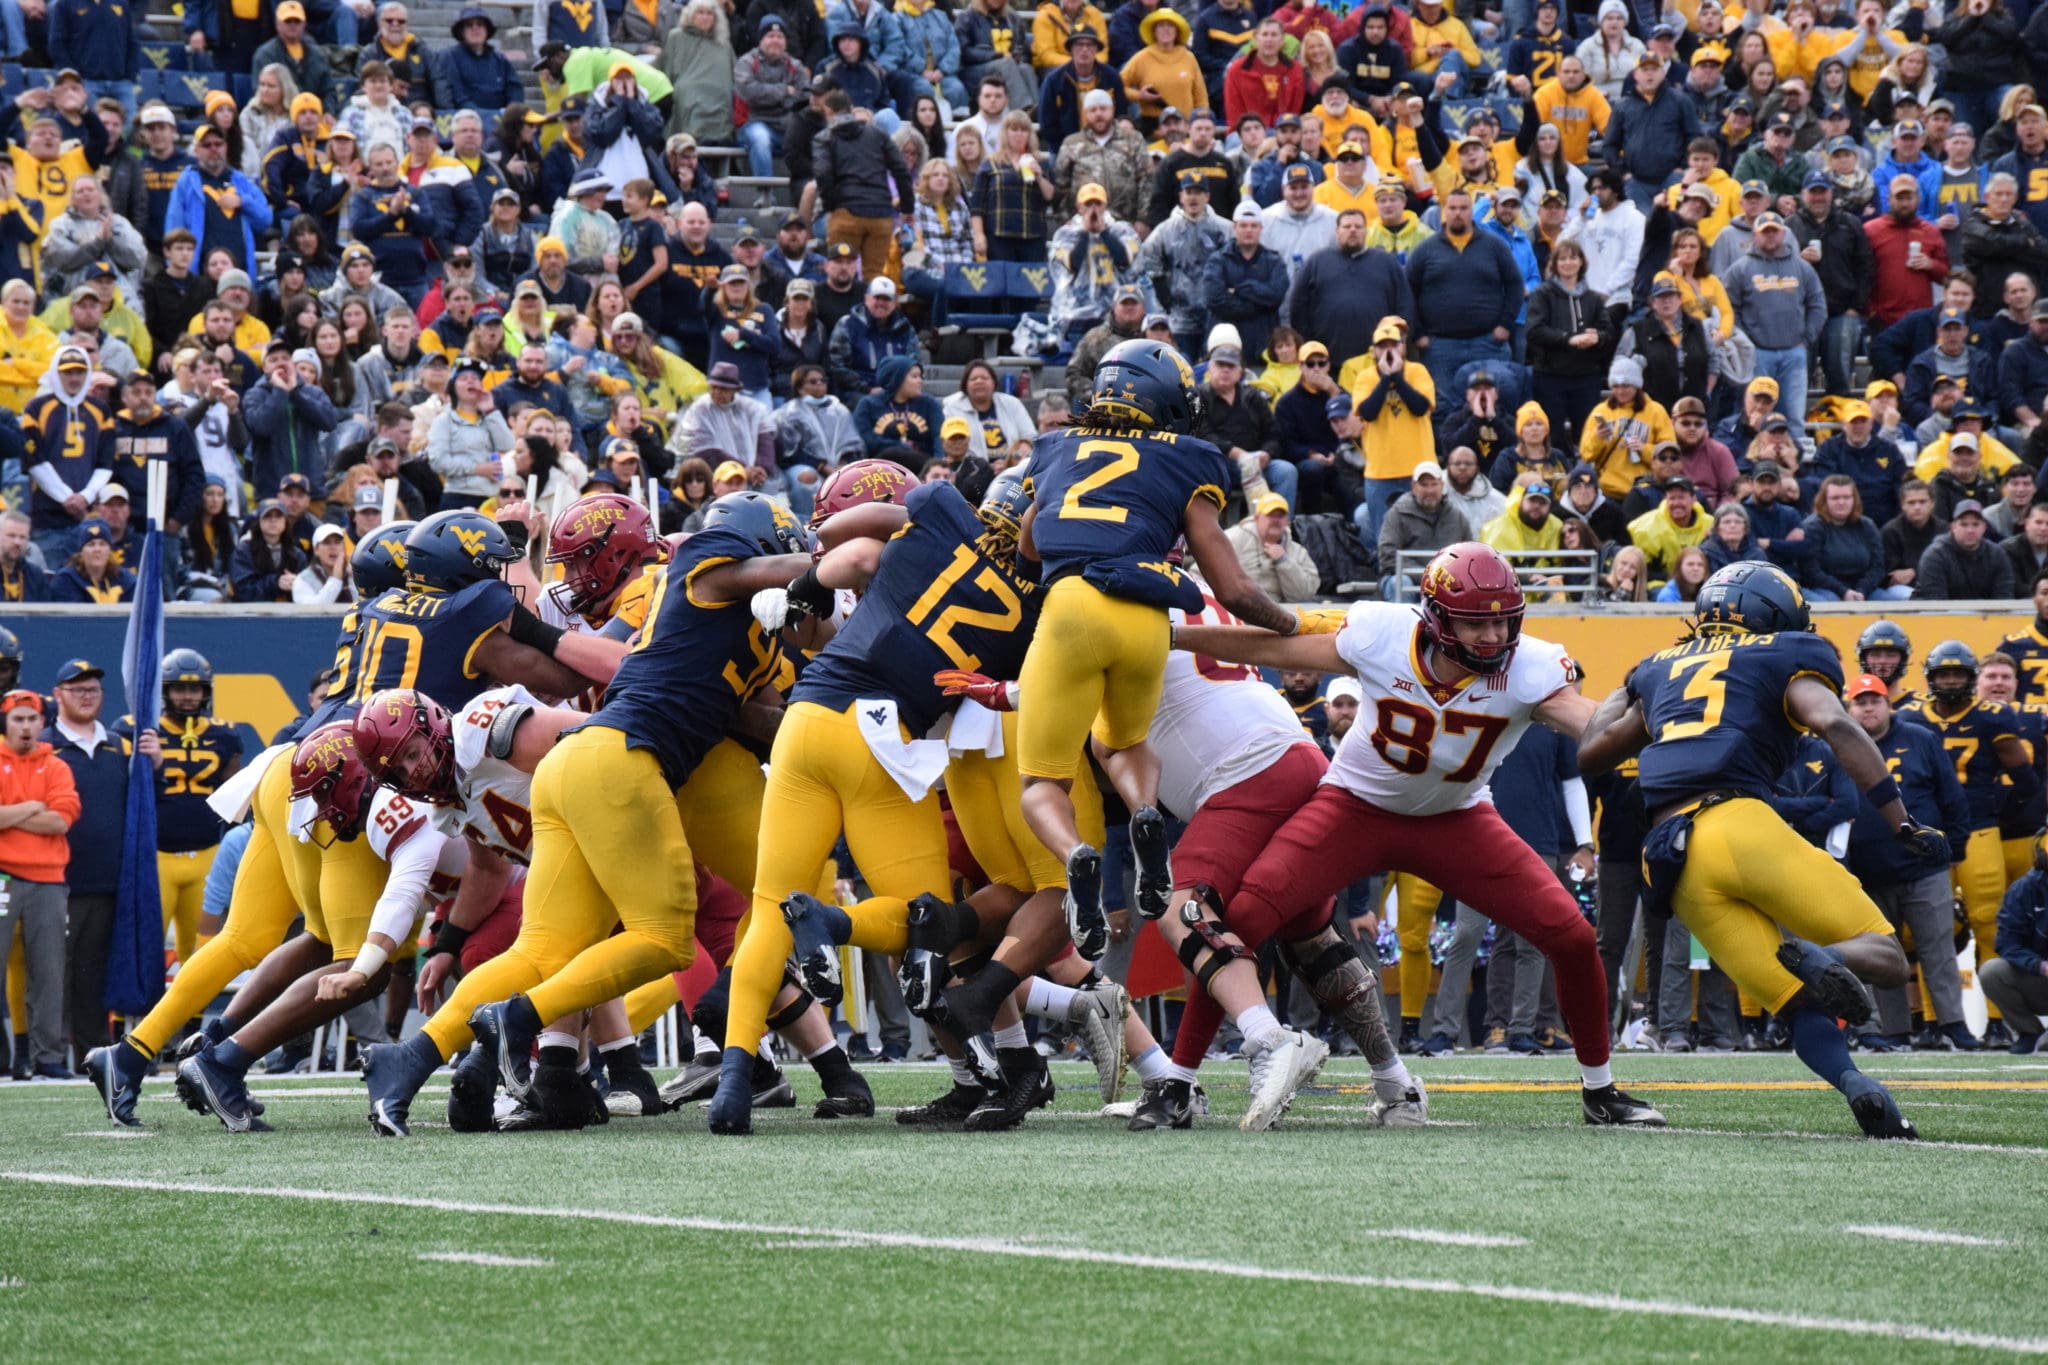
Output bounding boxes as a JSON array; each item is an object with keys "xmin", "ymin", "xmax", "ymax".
[
  {"xmin": 992, "ymin": 1022, "xmax": 1029, "ymax": 1050},
  {"xmin": 1024, "ymin": 978, "xmax": 1079, "ymax": 1018},
  {"xmin": 1581, "ymin": 1061, "xmax": 1613, "ymax": 1090},
  {"xmin": 691, "ymin": 1025, "xmax": 715, "ymax": 1060},
  {"xmin": 803, "ymin": 1038, "xmax": 838, "ymax": 1060},
  {"xmin": 1371, "ymin": 1058, "xmax": 1412, "ymax": 1086},
  {"xmin": 1236, "ymin": 1004, "xmax": 1284, "ymax": 1047},
  {"xmin": 1166, "ymin": 1062, "xmax": 1198, "ymax": 1083},
  {"xmin": 597, "ymin": 1035, "xmax": 634, "ymax": 1053},
  {"xmin": 537, "ymin": 1030, "xmax": 580, "ymax": 1052},
  {"xmin": 1131, "ymin": 1043, "xmax": 1172, "ymax": 1083},
  {"xmin": 949, "ymin": 1058, "xmax": 976, "ymax": 1086}
]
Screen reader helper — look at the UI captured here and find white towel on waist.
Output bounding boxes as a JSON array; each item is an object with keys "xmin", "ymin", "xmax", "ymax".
[
  {"xmin": 207, "ymin": 743, "xmax": 290, "ymax": 824},
  {"xmin": 945, "ymin": 699, "xmax": 1005, "ymax": 759},
  {"xmin": 855, "ymin": 698, "xmax": 952, "ymax": 803}
]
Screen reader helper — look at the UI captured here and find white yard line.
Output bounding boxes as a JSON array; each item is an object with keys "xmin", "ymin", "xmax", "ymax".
[
  {"xmin": 416, "ymin": 1251, "xmax": 554, "ymax": 1267},
  {"xmin": 1848, "ymin": 1225, "xmax": 2010, "ymax": 1248},
  {"xmin": 61, "ymin": 1130, "xmax": 154, "ymax": 1138},
  {"xmin": 4, "ymin": 1171, "xmax": 2043, "ymax": 1356}
]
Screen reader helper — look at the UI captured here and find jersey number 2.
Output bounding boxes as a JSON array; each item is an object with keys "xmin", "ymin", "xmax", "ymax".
[{"xmin": 1057, "ymin": 439, "xmax": 1140, "ymax": 524}]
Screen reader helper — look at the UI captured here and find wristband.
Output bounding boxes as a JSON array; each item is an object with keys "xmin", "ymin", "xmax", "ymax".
[
  {"xmin": 787, "ymin": 564, "xmax": 834, "ymax": 619},
  {"xmin": 1862, "ymin": 774, "xmax": 1901, "ymax": 808},
  {"xmin": 426, "ymin": 921, "xmax": 471, "ymax": 962},
  {"xmin": 348, "ymin": 941, "xmax": 390, "ymax": 979},
  {"xmin": 500, "ymin": 518, "xmax": 530, "ymax": 554},
  {"xmin": 508, "ymin": 602, "xmax": 566, "ymax": 657}
]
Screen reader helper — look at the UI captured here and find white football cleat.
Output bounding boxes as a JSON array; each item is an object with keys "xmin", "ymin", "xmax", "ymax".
[
  {"xmin": 1068, "ymin": 978, "xmax": 1130, "ymax": 1103},
  {"xmin": 1367, "ymin": 1072, "xmax": 1429, "ymax": 1127},
  {"xmin": 1240, "ymin": 1029, "xmax": 1329, "ymax": 1132}
]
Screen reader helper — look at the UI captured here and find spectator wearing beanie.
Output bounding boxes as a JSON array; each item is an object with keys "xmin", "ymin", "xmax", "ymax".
[
  {"xmin": 43, "ymin": 658, "xmax": 130, "ymax": 1057},
  {"xmin": 0, "ymin": 687, "xmax": 79, "ymax": 1079},
  {"xmin": 1581, "ymin": 354, "xmax": 1674, "ymax": 497},
  {"xmin": 1558, "ymin": 459, "xmax": 1630, "ymax": 544}
]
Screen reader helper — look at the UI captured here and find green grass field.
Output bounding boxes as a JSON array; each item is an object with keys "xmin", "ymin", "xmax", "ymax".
[{"xmin": 2, "ymin": 1052, "xmax": 2044, "ymax": 1362}]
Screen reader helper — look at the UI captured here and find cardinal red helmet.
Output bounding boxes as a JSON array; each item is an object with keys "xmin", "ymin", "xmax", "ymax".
[
  {"xmin": 546, "ymin": 493, "xmax": 658, "ymax": 616},
  {"xmin": 807, "ymin": 458, "xmax": 915, "ymax": 528},
  {"xmin": 1417, "ymin": 542, "xmax": 1525, "ymax": 676},
  {"xmin": 289, "ymin": 723, "xmax": 377, "ymax": 845},
  {"xmin": 353, "ymin": 688, "xmax": 457, "ymax": 804}
]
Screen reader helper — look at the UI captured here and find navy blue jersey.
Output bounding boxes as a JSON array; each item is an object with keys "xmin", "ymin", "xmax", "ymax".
[
  {"xmin": 1899, "ymin": 697, "xmax": 2024, "ymax": 829},
  {"xmin": 347, "ymin": 578, "xmax": 515, "ymax": 710},
  {"xmin": 299, "ymin": 601, "xmax": 369, "ymax": 735},
  {"xmin": 116, "ymin": 714, "xmax": 244, "ymax": 852},
  {"xmin": 576, "ymin": 525, "xmax": 782, "ymax": 788},
  {"xmin": 1628, "ymin": 629, "xmax": 1845, "ymax": 810},
  {"xmin": 1999, "ymin": 624, "xmax": 2048, "ymax": 705},
  {"xmin": 1026, "ymin": 425, "xmax": 1230, "ymax": 610},
  {"xmin": 1998, "ymin": 702, "xmax": 2046, "ymax": 839},
  {"xmin": 798, "ymin": 482, "xmax": 1039, "ymax": 735},
  {"xmin": 1848, "ymin": 716, "xmax": 1973, "ymax": 886}
]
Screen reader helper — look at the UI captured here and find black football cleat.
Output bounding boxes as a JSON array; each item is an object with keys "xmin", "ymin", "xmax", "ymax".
[
  {"xmin": 84, "ymin": 1043, "xmax": 146, "ymax": 1128},
  {"xmin": 812, "ymin": 1067, "xmax": 875, "ymax": 1119},
  {"xmin": 1844, "ymin": 1073, "xmax": 1919, "ymax": 1140},
  {"xmin": 1128, "ymin": 806, "xmax": 1174, "ymax": 921},
  {"xmin": 1775, "ymin": 940, "xmax": 1875, "ymax": 1026},
  {"xmin": 173, "ymin": 1016, "xmax": 229, "ymax": 1064},
  {"xmin": 1582, "ymin": 1083, "xmax": 1666, "ymax": 1127},
  {"xmin": 658, "ymin": 1052, "xmax": 723, "ymax": 1108},
  {"xmin": 176, "ymin": 1049, "xmax": 272, "ymax": 1133},
  {"xmin": 445, "ymin": 1043, "xmax": 498, "ymax": 1133},
  {"xmin": 781, "ymin": 892, "xmax": 849, "ymax": 1010},
  {"xmin": 897, "ymin": 1083, "xmax": 986, "ymax": 1125},
  {"xmin": 600, "ymin": 1052, "xmax": 665, "ymax": 1118},
  {"xmin": 964, "ymin": 1047, "xmax": 1052, "ymax": 1131},
  {"xmin": 1127, "ymin": 1077, "xmax": 1196, "ymax": 1131},
  {"xmin": 469, "ymin": 998, "xmax": 539, "ymax": 1101},
  {"xmin": 528, "ymin": 1062, "xmax": 607, "ymax": 1130},
  {"xmin": 1064, "ymin": 843, "xmax": 1107, "ymax": 959}
]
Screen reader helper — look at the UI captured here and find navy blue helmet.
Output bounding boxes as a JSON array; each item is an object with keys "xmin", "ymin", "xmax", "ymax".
[
  {"xmin": 1087, "ymin": 338, "xmax": 1201, "ymax": 430},
  {"xmin": 1693, "ymin": 561, "xmax": 1810, "ymax": 636},
  {"xmin": 700, "ymin": 491, "xmax": 815, "ymax": 556},
  {"xmin": 1856, "ymin": 619, "xmax": 1912, "ymax": 680},
  {"xmin": 1924, "ymin": 639, "xmax": 1978, "ymax": 703},
  {"xmin": 404, "ymin": 511, "xmax": 519, "ymax": 590},
  {"xmin": 161, "ymin": 648, "xmax": 214, "ymax": 718},
  {"xmin": 351, "ymin": 520, "xmax": 417, "ymax": 597}
]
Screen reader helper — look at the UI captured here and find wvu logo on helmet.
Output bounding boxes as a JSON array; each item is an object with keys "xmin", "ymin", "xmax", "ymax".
[{"xmin": 452, "ymin": 525, "xmax": 490, "ymax": 557}]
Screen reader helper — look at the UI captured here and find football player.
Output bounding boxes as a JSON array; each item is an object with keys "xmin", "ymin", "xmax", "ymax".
[
  {"xmin": 1902, "ymin": 642, "xmax": 2037, "ymax": 1046},
  {"xmin": 1581, "ymin": 562, "xmax": 1946, "ymax": 1138},
  {"xmin": 1175, "ymin": 543, "xmax": 1664, "ymax": 1129},
  {"xmin": 716, "ymin": 469, "xmax": 1056, "ymax": 1135},
  {"xmin": 1856, "ymin": 620, "xmax": 1919, "ymax": 711},
  {"xmin": 131, "ymin": 650, "xmax": 244, "ymax": 971},
  {"xmin": 1995, "ymin": 570, "xmax": 2048, "ymax": 704},
  {"xmin": 363, "ymin": 493, "xmax": 829, "ymax": 1131},
  {"xmin": 1973, "ymin": 651, "xmax": 2048, "ymax": 886},
  {"xmin": 1011, "ymin": 339, "xmax": 1311, "ymax": 964},
  {"xmin": 173, "ymin": 724, "xmax": 457, "ymax": 1132},
  {"xmin": 84, "ymin": 529, "xmax": 413, "ymax": 1126}
]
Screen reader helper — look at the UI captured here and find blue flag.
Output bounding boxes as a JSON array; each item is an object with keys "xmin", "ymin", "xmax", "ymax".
[{"xmin": 105, "ymin": 514, "xmax": 165, "ymax": 1018}]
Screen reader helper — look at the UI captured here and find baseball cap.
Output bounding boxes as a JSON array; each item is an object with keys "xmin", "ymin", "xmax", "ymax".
[
  {"xmin": 1518, "ymin": 477, "xmax": 1553, "ymax": 502},
  {"xmin": 1740, "ymin": 179, "xmax": 1769, "ymax": 199},
  {"xmin": 513, "ymin": 278, "xmax": 544, "ymax": 300},
  {"xmin": 1672, "ymin": 395, "xmax": 1707, "ymax": 419},
  {"xmin": 1895, "ymin": 120, "xmax": 1925, "ymax": 137},
  {"xmin": 1567, "ymin": 461, "xmax": 1599, "ymax": 486},
  {"xmin": 1749, "ymin": 375, "xmax": 1779, "ymax": 400},
  {"xmin": 1467, "ymin": 370, "xmax": 1496, "ymax": 389},
  {"xmin": 1077, "ymin": 182, "xmax": 1108, "ymax": 206},
  {"xmin": 1143, "ymin": 313, "xmax": 1170, "ymax": 331},
  {"xmin": 1299, "ymin": 340, "xmax": 1329, "ymax": 362},
  {"xmin": 1177, "ymin": 170, "xmax": 1209, "ymax": 191},
  {"xmin": 1113, "ymin": 284, "xmax": 1144, "ymax": 306},
  {"xmin": 492, "ymin": 187, "xmax": 521, "ymax": 205},
  {"xmin": 312, "ymin": 522, "xmax": 347, "ymax": 547},
  {"xmin": 1254, "ymin": 492, "xmax": 1289, "ymax": 516},
  {"xmin": 1539, "ymin": 188, "xmax": 1567, "ymax": 207},
  {"xmin": 719, "ymin": 263, "xmax": 749, "ymax": 284},
  {"xmin": 1411, "ymin": 459, "xmax": 1444, "ymax": 481},
  {"xmin": 1274, "ymin": 112, "xmax": 1301, "ymax": 128},
  {"xmin": 54, "ymin": 658, "xmax": 103, "ymax": 684},
  {"xmin": 1767, "ymin": 111, "xmax": 1796, "ymax": 132},
  {"xmin": 610, "ymin": 312, "xmax": 643, "ymax": 334},
  {"xmin": 1694, "ymin": 42, "xmax": 1730, "ymax": 63},
  {"xmin": 410, "ymin": 113, "xmax": 438, "ymax": 134},
  {"xmin": 1760, "ymin": 413, "xmax": 1792, "ymax": 433},
  {"xmin": 941, "ymin": 416, "xmax": 973, "ymax": 441},
  {"xmin": 1375, "ymin": 181, "xmax": 1408, "ymax": 200},
  {"xmin": 1372, "ymin": 317, "xmax": 1407, "ymax": 344},
  {"xmin": 1754, "ymin": 211, "xmax": 1786, "ymax": 230},
  {"xmin": 1326, "ymin": 676, "xmax": 1363, "ymax": 705},
  {"xmin": 1727, "ymin": 94, "xmax": 1756, "ymax": 115},
  {"xmin": 1827, "ymin": 135, "xmax": 1859, "ymax": 154},
  {"xmin": 1209, "ymin": 344, "xmax": 1243, "ymax": 365},
  {"xmin": 1635, "ymin": 51, "xmax": 1661, "ymax": 68},
  {"xmin": 275, "ymin": 0, "xmax": 305, "ymax": 18},
  {"xmin": 368, "ymin": 437, "xmax": 403, "ymax": 459},
  {"xmin": 1324, "ymin": 394, "xmax": 1355, "ymax": 421},
  {"xmin": 1662, "ymin": 474, "xmax": 1696, "ymax": 493},
  {"xmin": 1751, "ymin": 461, "xmax": 1782, "ymax": 481},
  {"xmin": 1803, "ymin": 170, "xmax": 1833, "ymax": 190},
  {"xmin": 866, "ymin": 276, "xmax": 897, "ymax": 298},
  {"xmin": 96, "ymin": 482, "xmax": 130, "ymax": 500},
  {"xmin": 1283, "ymin": 163, "xmax": 1314, "ymax": 186},
  {"xmin": 785, "ymin": 279, "xmax": 815, "ymax": 298},
  {"xmin": 1939, "ymin": 305, "xmax": 1969, "ymax": 327},
  {"xmin": 279, "ymin": 473, "xmax": 313, "ymax": 494},
  {"xmin": 559, "ymin": 94, "xmax": 588, "ymax": 118},
  {"xmin": 1951, "ymin": 432, "xmax": 1981, "ymax": 453},
  {"xmin": 1953, "ymin": 497, "xmax": 1987, "ymax": 518},
  {"xmin": 825, "ymin": 241, "xmax": 856, "ymax": 261},
  {"xmin": 1159, "ymin": 107, "xmax": 1184, "ymax": 122},
  {"xmin": 138, "ymin": 103, "xmax": 175, "ymax": 128},
  {"xmin": 1890, "ymin": 173, "xmax": 1922, "ymax": 195},
  {"xmin": 1681, "ymin": 183, "xmax": 1716, "ymax": 204},
  {"xmin": 1866, "ymin": 379, "xmax": 1899, "ymax": 399},
  {"xmin": 713, "ymin": 460, "xmax": 749, "ymax": 483},
  {"xmin": 54, "ymin": 346, "xmax": 88, "ymax": 373},
  {"xmin": 569, "ymin": 169, "xmax": 610, "ymax": 197},
  {"xmin": 1840, "ymin": 400, "xmax": 1871, "ymax": 422},
  {"xmin": 1649, "ymin": 271, "xmax": 1679, "ymax": 297},
  {"xmin": 1232, "ymin": 200, "xmax": 1262, "ymax": 223},
  {"xmin": 1844, "ymin": 673, "xmax": 1891, "ymax": 700}
]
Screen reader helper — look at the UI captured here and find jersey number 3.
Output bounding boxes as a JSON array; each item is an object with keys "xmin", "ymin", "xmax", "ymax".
[
  {"xmin": 1371, "ymin": 698, "xmax": 1510, "ymax": 782},
  {"xmin": 1655, "ymin": 653, "xmax": 1730, "ymax": 742}
]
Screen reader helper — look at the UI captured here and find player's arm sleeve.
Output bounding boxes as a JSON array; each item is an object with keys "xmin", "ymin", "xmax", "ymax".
[
  {"xmin": 361, "ymin": 823, "xmax": 445, "ymax": 954},
  {"xmin": 1562, "ymin": 776, "xmax": 1594, "ymax": 848}
]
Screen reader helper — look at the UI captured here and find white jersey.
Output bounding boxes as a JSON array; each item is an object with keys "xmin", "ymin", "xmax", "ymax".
[
  {"xmin": 289, "ymin": 783, "xmax": 452, "ymax": 950},
  {"xmin": 1325, "ymin": 601, "xmax": 1573, "ymax": 817},
  {"xmin": 438, "ymin": 684, "xmax": 542, "ymax": 864},
  {"xmin": 1153, "ymin": 595, "xmax": 1321, "ymax": 820}
]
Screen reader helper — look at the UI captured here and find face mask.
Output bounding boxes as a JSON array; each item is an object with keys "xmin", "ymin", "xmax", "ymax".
[{"xmin": 803, "ymin": 393, "xmax": 832, "ymax": 407}]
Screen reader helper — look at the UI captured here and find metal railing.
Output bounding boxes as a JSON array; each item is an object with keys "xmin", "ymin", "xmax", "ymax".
[{"xmin": 1389, "ymin": 548, "xmax": 1604, "ymax": 604}]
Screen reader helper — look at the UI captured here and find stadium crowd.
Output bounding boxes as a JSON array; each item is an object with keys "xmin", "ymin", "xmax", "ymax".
[
  {"xmin": 2, "ymin": 0, "xmax": 2048, "ymax": 608},
  {"xmin": 3, "ymin": 0, "xmax": 2048, "ymax": 1094}
]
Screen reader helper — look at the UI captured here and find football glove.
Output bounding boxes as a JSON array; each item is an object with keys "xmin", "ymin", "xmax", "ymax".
[
  {"xmin": 752, "ymin": 566, "xmax": 835, "ymax": 632},
  {"xmin": 934, "ymin": 669, "xmax": 1018, "ymax": 711},
  {"xmin": 1895, "ymin": 820, "xmax": 1951, "ymax": 866},
  {"xmin": 1295, "ymin": 606, "xmax": 1349, "ymax": 635},
  {"xmin": 422, "ymin": 919, "xmax": 471, "ymax": 966}
]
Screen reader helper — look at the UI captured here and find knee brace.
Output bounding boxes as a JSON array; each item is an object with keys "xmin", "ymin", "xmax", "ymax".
[
  {"xmin": 766, "ymin": 979, "xmax": 813, "ymax": 1034},
  {"xmin": 1174, "ymin": 886, "xmax": 1249, "ymax": 995}
]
